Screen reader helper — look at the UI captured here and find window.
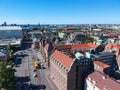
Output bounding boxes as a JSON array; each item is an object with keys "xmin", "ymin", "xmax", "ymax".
[
  {"xmin": 57, "ymin": 61, "xmax": 59, "ymax": 64},
  {"xmin": 64, "ymin": 67, "xmax": 66, "ymax": 70},
  {"xmin": 66, "ymin": 69, "xmax": 68, "ymax": 72},
  {"xmin": 59, "ymin": 62, "xmax": 61, "ymax": 66}
]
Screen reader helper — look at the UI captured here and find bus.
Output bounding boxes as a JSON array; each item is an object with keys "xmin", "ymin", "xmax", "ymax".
[{"xmin": 34, "ymin": 61, "xmax": 39, "ymax": 69}]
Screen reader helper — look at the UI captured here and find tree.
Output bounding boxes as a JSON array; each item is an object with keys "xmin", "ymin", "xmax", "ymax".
[
  {"xmin": 7, "ymin": 44, "xmax": 11, "ymax": 52},
  {"xmin": 52, "ymin": 31, "xmax": 58, "ymax": 36},
  {"xmin": 0, "ymin": 61, "xmax": 15, "ymax": 89},
  {"xmin": 10, "ymin": 46, "xmax": 20, "ymax": 53},
  {"xmin": 63, "ymin": 34, "xmax": 67, "ymax": 38},
  {"xmin": 85, "ymin": 37, "xmax": 94, "ymax": 43}
]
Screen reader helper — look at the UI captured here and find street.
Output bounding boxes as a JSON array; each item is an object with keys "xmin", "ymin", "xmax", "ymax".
[{"xmin": 14, "ymin": 43, "xmax": 54, "ymax": 90}]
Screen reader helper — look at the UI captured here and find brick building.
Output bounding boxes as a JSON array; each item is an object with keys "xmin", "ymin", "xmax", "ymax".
[
  {"xmin": 74, "ymin": 52, "xmax": 94, "ymax": 74},
  {"xmin": 50, "ymin": 50, "xmax": 84, "ymax": 90},
  {"xmin": 104, "ymin": 42, "xmax": 120, "ymax": 56},
  {"xmin": 93, "ymin": 52, "xmax": 118, "ymax": 73},
  {"xmin": 104, "ymin": 42, "xmax": 120, "ymax": 69},
  {"xmin": 39, "ymin": 38, "xmax": 46, "ymax": 61},
  {"xmin": 44, "ymin": 42, "xmax": 54, "ymax": 68},
  {"xmin": 94, "ymin": 61, "xmax": 110, "ymax": 74}
]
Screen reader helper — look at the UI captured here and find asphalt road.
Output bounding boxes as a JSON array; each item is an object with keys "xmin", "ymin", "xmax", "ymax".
[
  {"xmin": 33, "ymin": 50, "xmax": 54, "ymax": 90},
  {"xmin": 14, "ymin": 43, "xmax": 54, "ymax": 90}
]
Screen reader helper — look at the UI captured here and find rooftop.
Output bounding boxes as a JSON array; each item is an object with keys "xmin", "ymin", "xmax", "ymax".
[
  {"xmin": 94, "ymin": 61, "xmax": 110, "ymax": 68},
  {"xmin": 88, "ymin": 42, "xmax": 99, "ymax": 49},
  {"xmin": 52, "ymin": 50, "xmax": 73, "ymax": 69},
  {"xmin": 87, "ymin": 71, "xmax": 120, "ymax": 90},
  {"xmin": 0, "ymin": 26, "xmax": 22, "ymax": 30},
  {"xmin": 0, "ymin": 49, "xmax": 7, "ymax": 56},
  {"xmin": 0, "ymin": 38, "xmax": 22, "ymax": 46},
  {"xmin": 55, "ymin": 43, "xmax": 97, "ymax": 51}
]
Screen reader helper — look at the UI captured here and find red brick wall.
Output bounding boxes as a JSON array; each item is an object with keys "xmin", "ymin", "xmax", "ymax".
[
  {"xmin": 50, "ymin": 56, "xmax": 84, "ymax": 90},
  {"xmin": 50, "ymin": 57, "xmax": 68, "ymax": 90}
]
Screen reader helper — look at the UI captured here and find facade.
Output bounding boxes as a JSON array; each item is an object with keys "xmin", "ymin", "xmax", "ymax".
[
  {"xmin": 104, "ymin": 42, "xmax": 120, "ymax": 69},
  {"xmin": 44, "ymin": 43, "xmax": 54, "ymax": 67},
  {"xmin": 32, "ymin": 37, "xmax": 40, "ymax": 49},
  {"xmin": 75, "ymin": 52, "xmax": 94, "ymax": 74},
  {"xmin": 75, "ymin": 33, "xmax": 87, "ymax": 43},
  {"xmin": 93, "ymin": 52, "xmax": 118, "ymax": 73},
  {"xmin": 50, "ymin": 50, "xmax": 84, "ymax": 90},
  {"xmin": 97, "ymin": 52, "xmax": 115, "ymax": 66},
  {"xmin": 104, "ymin": 42, "xmax": 120, "ymax": 56},
  {"xmin": 85, "ymin": 71, "xmax": 120, "ymax": 90},
  {"xmin": 39, "ymin": 38, "xmax": 46, "ymax": 61},
  {"xmin": 58, "ymin": 32, "xmax": 65, "ymax": 38},
  {"xmin": 94, "ymin": 61, "xmax": 110, "ymax": 74}
]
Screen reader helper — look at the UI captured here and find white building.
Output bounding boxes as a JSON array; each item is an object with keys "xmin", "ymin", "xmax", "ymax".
[
  {"xmin": 84, "ymin": 71, "xmax": 120, "ymax": 90},
  {"xmin": 58, "ymin": 32, "xmax": 65, "ymax": 38}
]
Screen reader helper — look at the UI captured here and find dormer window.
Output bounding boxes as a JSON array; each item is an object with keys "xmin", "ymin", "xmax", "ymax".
[
  {"xmin": 66, "ymin": 69, "xmax": 68, "ymax": 72},
  {"xmin": 59, "ymin": 62, "xmax": 61, "ymax": 66},
  {"xmin": 64, "ymin": 67, "xmax": 66, "ymax": 70},
  {"xmin": 61, "ymin": 64, "xmax": 63, "ymax": 68}
]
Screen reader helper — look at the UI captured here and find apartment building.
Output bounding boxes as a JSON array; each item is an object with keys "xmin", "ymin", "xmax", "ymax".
[
  {"xmin": 94, "ymin": 61, "xmax": 110, "ymax": 74},
  {"xmin": 85, "ymin": 71, "xmax": 120, "ymax": 90}
]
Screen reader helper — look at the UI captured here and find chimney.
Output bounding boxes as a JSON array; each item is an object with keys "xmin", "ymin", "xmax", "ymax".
[{"xmin": 102, "ymin": 76, "xmax": 106, "ymax": 80}]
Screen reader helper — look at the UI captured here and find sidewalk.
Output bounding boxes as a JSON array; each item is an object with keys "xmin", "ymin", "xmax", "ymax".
[
  {"xmin": 36, "ymin": 50, "xmax": 58, "ymax": 90},
  {"xmin": 47, "ymin": 74, "xmax": 59, "ymax": 90}
]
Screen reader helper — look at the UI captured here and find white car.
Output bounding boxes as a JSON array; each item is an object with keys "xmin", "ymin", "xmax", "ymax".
[
  {"xmin": 41, "ymin": 63, "xmax": 44, "ymax": 66},
  {"xmin": 33, "ymin": 74, "xmax": 37, "ymax": 77}
]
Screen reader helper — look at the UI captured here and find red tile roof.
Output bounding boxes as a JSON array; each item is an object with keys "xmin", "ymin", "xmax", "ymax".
[
  {"xmin": 88, "ymin": 42, "xmax": 99, "ymax": 49},
  {"xmin": 52, "ymin": 50, "xmax": 73, "ymax": 69},
  {"xmin": 107, "ymin": 33, "xmax": 118, "ymax": 37},
  {"xmin": 105, "ymin": 42, "xmax": 120, "ymax": 51},
  {"xmin": 87, "ymin": 71, "xmax": 120, "ymax": 90},
  {"xmin": 55, "ymin": 44, "xmax": 71, "ymax": 50},
  {"xmin": 94, "ymin": 61, "xmax": 110, "ymax": 68},
  {"xmin": 55, "ymin": 43, "xmax": 99, "ymax": 52},
  {"xmin": 71, "ymin": 44, "xmax": 90, "ymax": 50}
]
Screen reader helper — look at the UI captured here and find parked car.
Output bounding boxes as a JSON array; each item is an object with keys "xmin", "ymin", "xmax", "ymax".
[
  {"xmin": 33, "ymin": 74, "xmax": 37, "ymax": 77},
  {"xmin": 33, "ymin": 69, "xmax": 36, "ymax": 72}
]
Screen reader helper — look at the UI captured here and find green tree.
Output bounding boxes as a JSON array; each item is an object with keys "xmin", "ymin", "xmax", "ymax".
[
  {"xmin": 7, "ymin": 44, "xmax": 11, "ymax": 52},
  {"xmin": 0, "ymin": 61, "xmax": 15, "ymax": 89},
  {"xmin": 85, "ymin": 37, "xmax": 94, "ymax": 43},
  {"xmin": 63, "ymin": 34, "xmax": 67, "ymax": 38},
  {"xmin": 52, "ymin": 31, "xmax": 58, "ymax": 36},
  {"xmin": 10, "ymin": 46, "xmax": 20, "ymax": 53}
]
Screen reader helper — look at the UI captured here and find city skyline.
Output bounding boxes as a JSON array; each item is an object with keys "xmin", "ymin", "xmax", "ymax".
[{"xmin": 0, "ymin": 0, "xmax": 120, "ymax": 24}]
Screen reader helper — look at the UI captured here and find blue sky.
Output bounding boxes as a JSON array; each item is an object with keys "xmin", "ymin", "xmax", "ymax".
[{"xmin": 0, "ymin": 0, "xmax": 120, "ymax": 24}]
